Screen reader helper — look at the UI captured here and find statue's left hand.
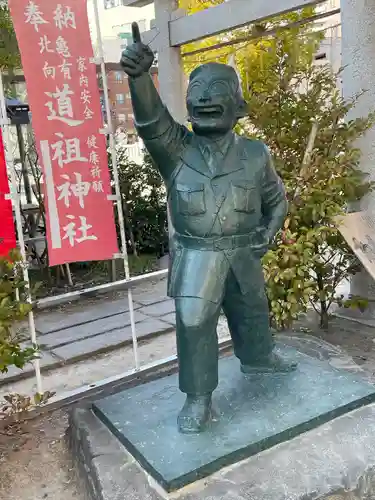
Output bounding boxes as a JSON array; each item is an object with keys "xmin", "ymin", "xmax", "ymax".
[
  {"xmin": 252, "ymin": 242, "xmax": 269, "ymax": 258},
  {"xmin": 252, "ymin": 230, "xmax": 270, "ymax": 258}
]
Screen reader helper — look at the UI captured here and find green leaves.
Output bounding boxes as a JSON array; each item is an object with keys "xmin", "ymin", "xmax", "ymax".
[
  {"xmin": 108, "ymin": 147, "xmax": 168, "ymax": 256},
  {"xmin": 0, "ymin": 251, "xmax": 38, "ymax": 372},
  {"xmin": 236, "ymin": 29, "xmax": 375, "ymax": 329},
  {"xmin": 263, "ymin": 234, "xmax": 315, "ymax": 329},
  {"xmin": 0, "ymin": 5, "xmax": 20, "ymax": 71}
]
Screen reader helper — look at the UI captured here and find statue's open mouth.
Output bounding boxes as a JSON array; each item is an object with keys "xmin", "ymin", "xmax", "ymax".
[{"xmin": 193, "ymin": 105, "xmax": 224, "ymax": 118}]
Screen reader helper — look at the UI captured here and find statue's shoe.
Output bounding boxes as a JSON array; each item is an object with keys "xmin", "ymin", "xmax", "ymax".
[
  {"xmin": 177, "ymin": 394, "xmax": 212, "ymax": 434},
  {"xmin": 241, "ymin": 353, "xmax": 297, "ymax": 374}
]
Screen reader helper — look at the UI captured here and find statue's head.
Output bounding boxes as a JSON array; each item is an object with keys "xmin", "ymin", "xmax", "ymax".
[{"xmin": 186, "ymin": 62, "xmax": 247, "ymax": 136}]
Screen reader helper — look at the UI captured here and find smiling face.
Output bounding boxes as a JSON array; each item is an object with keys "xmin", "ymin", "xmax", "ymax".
[{"xmin": 186, "ymin": 63, "xmax": 242, "ymax": 136}]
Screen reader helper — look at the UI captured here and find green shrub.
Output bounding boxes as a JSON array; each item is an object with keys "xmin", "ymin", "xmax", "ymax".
[
  {"xmin": 243, "ymin": 60, "xmax": 374, "ymax": 329},
  {"xmin": 109, "ymin": 147, "xmax": 168, "ymax": 257},
  {"xmin": 0, "ymin": 250, "xmax": 38, "ymax": 372}
]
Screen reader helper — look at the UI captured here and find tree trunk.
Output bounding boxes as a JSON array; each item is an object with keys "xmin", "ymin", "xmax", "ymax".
[
  {"xmin": 320, "ymin": 305, "xmax": 329, "ymax": 330},
  {"xmin": 316, "ymin": 268, "xmax": 329, "ymax": 330}
]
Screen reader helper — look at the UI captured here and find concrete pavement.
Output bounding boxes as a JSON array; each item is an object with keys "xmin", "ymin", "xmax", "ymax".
[{"xmin": 1, "ymin": 278, "xmax": 176, "ymax": 386}]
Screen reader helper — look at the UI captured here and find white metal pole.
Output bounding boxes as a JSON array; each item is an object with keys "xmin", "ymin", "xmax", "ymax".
[
  {"xmin": 0, "ymin": 71, "xmax": 43, "ymax": 394},
  {"xmin": 92, "ymin": 0, "xmax": 139, "ymax": 370}
]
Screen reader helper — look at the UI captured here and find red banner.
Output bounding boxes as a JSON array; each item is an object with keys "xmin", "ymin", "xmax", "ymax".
[
  {"xmin": 0, "ymin": 129, "xmax": 16, "ymax": 257},
  {"xmin": 9, "ymin": 0, "xmax": 118, "ymax": 266}
]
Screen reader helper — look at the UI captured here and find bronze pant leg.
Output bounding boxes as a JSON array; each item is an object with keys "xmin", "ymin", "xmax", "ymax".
[
  {"xmin": 222, "ymin": 269, "xmax": 274, "ymax": 364},
  {"xmin": 175, "ymin": 297, "xmax": 222, "ymax": 395}
]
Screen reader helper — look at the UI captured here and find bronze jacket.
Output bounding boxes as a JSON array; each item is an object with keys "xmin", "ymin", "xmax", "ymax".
[{"xmin": 129, "ymin": 74, "xmax": 287, "ymax": 301}]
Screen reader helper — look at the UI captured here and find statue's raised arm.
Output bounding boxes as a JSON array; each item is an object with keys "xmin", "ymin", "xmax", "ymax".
[{"xmin": 120, "ymin": 22, "xmax": 187, "ymax": 181}]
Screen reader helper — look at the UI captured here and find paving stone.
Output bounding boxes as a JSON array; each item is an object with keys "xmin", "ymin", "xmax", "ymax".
[
  {"xmin": 160, "ymin": 312, "xmax": 176, "ymax": 326},
  {"xmin": 138, "ymin": 299, "xmax": 175, "ymax": 317},
  {"xmin": 39, "ymin": 310, "xmax": 148, "ymax": 349},
  {"xmin": 71, "ymin": 408, "xmax": 128, "ymax": 460},
  {"xmin": 52, "ymin": 319, "xmax": 174, "ymax": 362},
  {"xmin": 91, "ymin": 459, "xmax": 162, "ymax": 500},
  {"xmin": 133, "ymin": 294, "xmax": 169, "ymax": 306},
  {"xmin": 70, "ymin": 409, "xmax": 164, "ymax": 499},
  {"xmin": 132, "ymin": 281, "xmax": 169, "ymax": 306},
  {"xmin": 36, "ymin": 297, "xmax": 136, "ymax": 335},
  {"xmin": 0, "ymin": 351, "xmax": 58, "ymax": 384}
]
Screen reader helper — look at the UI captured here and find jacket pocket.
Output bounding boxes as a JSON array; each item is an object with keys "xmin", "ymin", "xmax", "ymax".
[
  {"xmin": 176, "ymin": 183, "xmax": 206, "ymax": 216},
  {"xmin": 231, "ymin": 182, "xmax": 256, "ymax": 213}
]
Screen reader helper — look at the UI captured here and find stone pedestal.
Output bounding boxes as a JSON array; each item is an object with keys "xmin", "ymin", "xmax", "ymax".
[{"xmin": 91, "ymin": 344, "xmax": 375, "ymax": 492}]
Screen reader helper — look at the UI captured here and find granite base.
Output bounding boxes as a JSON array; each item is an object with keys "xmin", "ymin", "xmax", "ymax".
[{"xmin": 93, "ymin": 345, "xmax": 375, "ymax": 492}]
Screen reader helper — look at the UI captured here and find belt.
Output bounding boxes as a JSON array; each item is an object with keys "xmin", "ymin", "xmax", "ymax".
[{"xmin": 175, "ymin": 233, "xmax": 259, "ymax": 251}]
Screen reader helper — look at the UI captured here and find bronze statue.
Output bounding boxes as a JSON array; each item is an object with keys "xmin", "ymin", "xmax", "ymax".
[{"xmin": 120, "ymin": 23, "xmax": 296, "ymax": 434}]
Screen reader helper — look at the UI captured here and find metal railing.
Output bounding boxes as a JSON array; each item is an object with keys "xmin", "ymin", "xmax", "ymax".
[{"xmin": 0, "ymin": 0, "xmax": 166, "ymax": 414}]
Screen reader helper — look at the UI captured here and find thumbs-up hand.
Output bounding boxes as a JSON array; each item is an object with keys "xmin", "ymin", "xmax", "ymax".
[{"xmin": 120, "ymin": 22, "xmax": 154, "ymax": 77}]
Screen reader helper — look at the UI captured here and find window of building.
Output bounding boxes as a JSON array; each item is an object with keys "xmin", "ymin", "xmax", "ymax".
[
  {"xmin": 120, "ymin": 22, "xmax": 132, "ymax": 33},
  {"xmin": 128, "ymin": 113, "xmax": 134, "ymax": 119},
  {"xmin": 115, "ymin": 19, "xmax": 147, "ymax": 33},
  {"xmin": 116, "ymin": 93, "xmax": 125, "ymax": 104},
  {"xmin": 117, "ymin": 113, "xmax": 126, "ymax": 123},
  {"xmin": 104, "ymin": 0, "xmax": 120, "ymax": 9},
  {"xmin": 125, "ymin": 92, "xmax": 131, "ymax": 99},
  {"xmin": 115, "ymin": 71, "xmax": 122, "ymax": 82},
  {"xmin": 137, "ymin": 19, "xmax": 147, "ymax": 33}
]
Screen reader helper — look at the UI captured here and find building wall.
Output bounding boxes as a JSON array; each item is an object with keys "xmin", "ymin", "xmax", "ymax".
[
  {"xmin": 103, "ymin": 65, "xmax": 159, "ymax": 140},
  {"xmin": 96, "ymin": 35, "xmax": 159, "ymax": 65},
  {"xmin": 315, "ymin": 0, "xmax": 342, "ymax": 73},
  {"xmin": 316, "ymin": 28, "xmax": 342, "ymax": 75},
  {"xmin": 87, "ymin": 0, "xmax": 155, "ymax": 54}
]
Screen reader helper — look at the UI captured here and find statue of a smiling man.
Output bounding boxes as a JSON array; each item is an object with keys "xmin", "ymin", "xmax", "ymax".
[{"xmin": 120, "ymin": 23, "xmax": 296, "ymax": 434}]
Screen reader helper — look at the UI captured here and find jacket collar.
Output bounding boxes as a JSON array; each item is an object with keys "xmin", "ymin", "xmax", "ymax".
[{"xmin": 180, "ymin": 133, "xmax": 248, "ymax": 178}]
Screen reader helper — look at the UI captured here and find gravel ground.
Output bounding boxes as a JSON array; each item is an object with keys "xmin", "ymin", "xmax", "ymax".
[
  {"xmin": 0, "ymin": 410, "xmax": 86, "ymax": 500},
  {"xmin": 0, "ymin": 331, "xmax": 177, "ymax": 500},
  {"xmin": 0, "ymin": 319, "xmax": 231, "ymax": 500}
]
